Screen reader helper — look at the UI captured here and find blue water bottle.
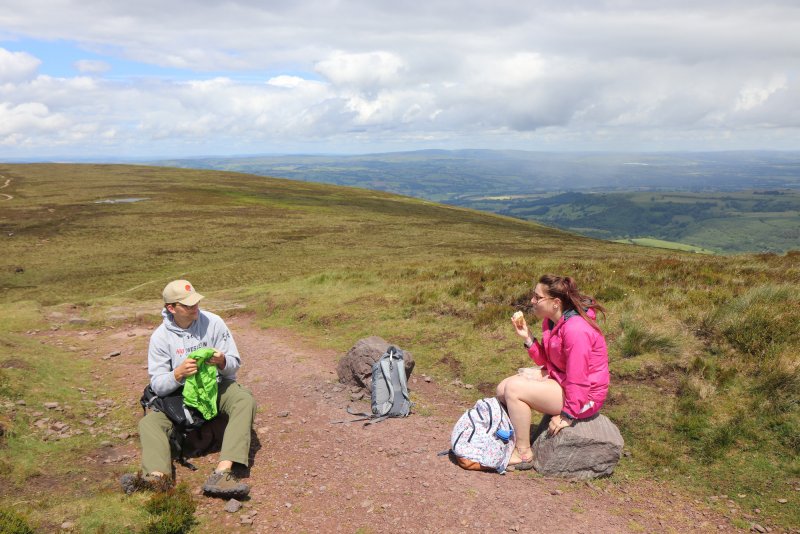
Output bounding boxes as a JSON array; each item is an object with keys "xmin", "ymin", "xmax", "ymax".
[{"xmin": 496, "ymin": 427, "xmax": 513, "ymax": 443}]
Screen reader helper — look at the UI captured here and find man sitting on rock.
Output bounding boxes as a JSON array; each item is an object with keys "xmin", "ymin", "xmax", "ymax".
[{"xmin": 121, "ymin": 280, "xmax": 256, "ymax": 498}]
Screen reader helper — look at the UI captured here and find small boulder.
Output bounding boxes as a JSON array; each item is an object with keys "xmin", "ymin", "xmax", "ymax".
[
  {"xmin": 225, "ymin": 498, "xmax": 242, "ymax": 513},
  {"xmin": 336, "ymin": 337, "xmax": 414, "ymax": 389},
  {"xmin": 531, "ymin": 414, "xmax": 624, "ymax": 480}
]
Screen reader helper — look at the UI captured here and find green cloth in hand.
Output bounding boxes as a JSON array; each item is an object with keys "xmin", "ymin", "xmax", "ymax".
[{"xmin": 182, "ymin": 347, "xmax": 219, "ymax": 420}]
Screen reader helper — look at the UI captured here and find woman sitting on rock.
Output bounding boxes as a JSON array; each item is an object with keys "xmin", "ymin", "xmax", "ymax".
[{"xmin": 496, "ymin": 274, "xmax": 609, "ymax": 470}]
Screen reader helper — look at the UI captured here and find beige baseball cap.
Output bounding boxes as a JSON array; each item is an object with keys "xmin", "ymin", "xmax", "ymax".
[{"xmin": 162, "ymin": 280, "xmax": 204, "ymax": 306}]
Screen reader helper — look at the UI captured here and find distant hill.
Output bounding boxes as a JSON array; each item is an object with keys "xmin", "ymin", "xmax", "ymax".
[
  {"xmin": 150, "ymin": 150, "xmax": 800, "ymax": 253},
  {"xmin": 461, "ymin": 189, "xmax": 800, "ymax": 254},
  {"xmin": 151, "ymin": 149, "xmax": 800, "ymax": 200}
]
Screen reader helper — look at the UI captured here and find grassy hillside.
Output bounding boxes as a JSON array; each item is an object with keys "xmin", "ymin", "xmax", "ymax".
[
  {"xmin": 154, "ymin": 150, "xmax": 800, "ymax": 200},
  {"xmin": 1, "ymin": 164, "xmax": 798, "ymax": 531},
  {"xmin": 457, "ymin": 190, "xmax": 800, "ymax": 254},
  {"xmin": 155, "ymin": 151, "xmax": 800, "ymax": 254}
]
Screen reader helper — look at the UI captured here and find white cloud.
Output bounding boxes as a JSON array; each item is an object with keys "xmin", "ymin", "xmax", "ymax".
[
  {"xmin": 315, "ymin": 51, "xmax": 407, "ymax": 90},
  {"xmin": 266, "ymin": 75, "xmax": 324, "ymax": 90},
  {"xmin": 0, "ymin": 2, "xmax": 799, "ymax": 155},
  {"xmin": 74, "ymin": 59, "xmax": 111, "ymax": 74},
  {"xmin": 0, "ymin": 47, "xmax": 40, "ymax": 83},
  {"xmin": 735, "ymin": 75, "xmax": 788, "ymax": 112},
  {"xmin": 0, "ymin": 102, "xmax": 69, "ymax": 142}
]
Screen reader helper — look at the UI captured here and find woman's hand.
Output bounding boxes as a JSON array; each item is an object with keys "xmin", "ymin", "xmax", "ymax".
[
  {"xmin": 548, "ymin": 415, "xmax": 572, "ymax": 436},
  {"xmin": 512, "ymin": 312, "xmax": 530, "ymax": 340}
]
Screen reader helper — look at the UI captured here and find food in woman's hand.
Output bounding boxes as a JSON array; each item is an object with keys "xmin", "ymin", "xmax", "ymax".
[{"xmin": 512, "ymin": 311, "xmax": 524, "ymax": 325}]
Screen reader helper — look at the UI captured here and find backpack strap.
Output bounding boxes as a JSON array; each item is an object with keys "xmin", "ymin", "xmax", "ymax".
[
  {"xmin": 345, "ymin": 405, "xmax": 372, "ymax": 418},
  {"xmin": 330, "ymin": 405, "xmax": 389, "ymax": 426},
  {"xmin": 378, "ymin": 357, "xmax": 394, "ymax": 416},
  {"xmin": 362, "ymin": 415, "xmax": 389, "ymax": 426},
  {"xmin": 330, "ymin": 405, "xmax": 372, "ymax": 424},
  {"xmin": 173, "ymin": 435, "xmax": 198, "ymax": 471},
  {"xmin": 388, "ymin": 347, "xmax": 412, "ymax": 416},
  {"xmin": 140, "ymin": 385, "xmax": 157, "ymax": 416},
  {"xmin": 392, "ymin": 348, "xmax": 411, "ymax": 404},
  {"xmin": 178, "ymin": 457, "xmax": 198, "ymax": 471}
]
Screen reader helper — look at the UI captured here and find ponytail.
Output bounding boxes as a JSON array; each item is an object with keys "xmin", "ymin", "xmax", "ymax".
[{"xmin": 538, "ymin": 274, "xmax": 606, "ymax": 332}]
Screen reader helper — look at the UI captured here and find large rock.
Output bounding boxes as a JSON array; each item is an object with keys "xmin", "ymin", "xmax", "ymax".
[
  {"xmin": 531, "ymin": 413, "xmax": 624, "ymax": 479},
  {"xmin": 336, "ymin": 336, "xmax": 415, "ymax": 390}
]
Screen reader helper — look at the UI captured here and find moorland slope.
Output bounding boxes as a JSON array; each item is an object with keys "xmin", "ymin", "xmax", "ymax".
[{"xmin": 0, "ymin": 164, "xmax": 797, "ymax": 531}]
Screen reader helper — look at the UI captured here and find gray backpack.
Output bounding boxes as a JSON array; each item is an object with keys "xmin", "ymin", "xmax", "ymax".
[
  {"xmin": 342, "ymin": 346, "xmax": 412, "ymax": 426},
  {"xmin": 370, "ymin": 346, "xmax": 412, "ymax": 418}
]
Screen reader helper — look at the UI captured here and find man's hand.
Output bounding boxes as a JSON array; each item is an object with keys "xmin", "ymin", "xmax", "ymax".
[
  {"xmin": 209, "ymin": 351, "xmax": 226, "ymax": 370},
  {"xmin": 174, "ymin": 358, "xmax": 197, "ymax": 381}
]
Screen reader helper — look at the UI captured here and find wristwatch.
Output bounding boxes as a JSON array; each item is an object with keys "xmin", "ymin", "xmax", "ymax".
[
  {"xmin": 560, "ymin": 411, "xmax": 576, "ymax": 426},
  {"xmin": 524, "ymin": 338, "xmax": 535, "ymax": 349}
]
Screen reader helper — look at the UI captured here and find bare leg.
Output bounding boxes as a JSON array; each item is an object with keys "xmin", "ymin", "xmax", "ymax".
[
  {"xmin": 496, "ymin": 376, "xmax": 513, "ymax": 402},
  {"xmin": 496, "ymin": 367, "xmax": 548, "ymax": 403},
  {"xmin": 497, "ymin": 375, "xmax": 563, "ymax": 461}
]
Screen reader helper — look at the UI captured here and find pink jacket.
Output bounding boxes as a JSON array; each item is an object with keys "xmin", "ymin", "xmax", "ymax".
[{"xmin": 527, "ymin": 309, "xmax": 609, "ymax": 419}]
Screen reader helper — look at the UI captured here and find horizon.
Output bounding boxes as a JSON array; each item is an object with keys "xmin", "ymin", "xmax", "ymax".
[
  {"xmin": 2, "ymin": 2, "xmax": 800, "ymax": 159},
  {"xmin": 4, "ymin": 146, "xmax": 800, "ymax": 165}
]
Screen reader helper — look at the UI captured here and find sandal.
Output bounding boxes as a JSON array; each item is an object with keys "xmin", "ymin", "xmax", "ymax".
[{"xmin": 507, "ymin": 446, "xmax": 534, "ymax": 471}]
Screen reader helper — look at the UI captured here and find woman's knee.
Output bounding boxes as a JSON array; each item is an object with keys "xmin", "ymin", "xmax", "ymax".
[
  {"xmin": 496, "ymin": 376, "xmax": 514, "ymax": 399},
  {"xmin": 503, "ymin": 376, "xmax": 529, "ymax": 400}
]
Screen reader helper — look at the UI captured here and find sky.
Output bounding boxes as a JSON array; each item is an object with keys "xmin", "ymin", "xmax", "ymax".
[{"xmin": 1, "ymin": 1, "xmax": 799, "ymax": 159}]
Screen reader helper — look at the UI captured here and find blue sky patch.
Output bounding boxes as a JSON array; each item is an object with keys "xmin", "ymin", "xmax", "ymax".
[{"xmin": 1, "ymin": 36, "xmax": 320, "ymax": 83}]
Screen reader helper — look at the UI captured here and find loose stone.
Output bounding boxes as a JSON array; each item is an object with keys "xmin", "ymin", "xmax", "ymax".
[{"xmin": 225, "ymin": 499, "xmax": 242, "ymax": 513}]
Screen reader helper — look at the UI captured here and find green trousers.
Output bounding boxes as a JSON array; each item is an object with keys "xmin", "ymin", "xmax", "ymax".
[{"xmin": 138, "ymin": 379, "xmax": 257, "ymax": 476}]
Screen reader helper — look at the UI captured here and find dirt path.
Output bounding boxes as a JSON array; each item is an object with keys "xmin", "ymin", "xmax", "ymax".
[
  {"xmin": 0, "ymin": 175, "xmax": 12, "ymax": 200},
  {"xmin": 54, "ymin": 313, "xmax": 737, "ymax": 533}
]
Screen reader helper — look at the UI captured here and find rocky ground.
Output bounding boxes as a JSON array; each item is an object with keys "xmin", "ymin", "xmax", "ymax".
[{"xmin": 17, "ymin": 312, "xmax": 794, "ymax": 533}]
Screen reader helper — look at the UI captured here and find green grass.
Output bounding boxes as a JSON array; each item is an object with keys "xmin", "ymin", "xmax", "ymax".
[
  {"xmin": 464, "ymin": 189, "xmax": 800, "ymax": 253},
  {"xmin": 613, "ymin": 237, "xmax": 715, "ymax": 254},
  {"xmin": 0, "ymin": 330, "xmax": 150, "ymax": 532},
  {"xmin": 0, "ymin": 508, "xmax": 35, "ymax": 533},
  {"xmin": 0, "ymin": 163, "xmax": 798, "ymax": 529},
  {"xmin": 143, "ymin": 485, "xmax": 197, "ymax": 534}
]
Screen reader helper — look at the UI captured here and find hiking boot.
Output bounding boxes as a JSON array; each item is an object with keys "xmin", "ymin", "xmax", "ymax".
[
  {"xmin": 202, "ymin": 469, "xmax": 250, "ymax": 498},
  {"xmin": 120, "ymin": 472, "xmax": 171, "ymax": 495}
]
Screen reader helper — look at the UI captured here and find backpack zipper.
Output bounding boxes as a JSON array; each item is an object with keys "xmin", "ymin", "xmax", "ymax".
[
  {"xmin": 453, "ymin": 429, "xmax": 465, "ymax": 449},
  {"xmin": 466, "ymin": 409, "xmax": 477, "ymax": 443},
  {"xmin": 480, "ymin": 399, "xmax": 493, "ymax": 432}
]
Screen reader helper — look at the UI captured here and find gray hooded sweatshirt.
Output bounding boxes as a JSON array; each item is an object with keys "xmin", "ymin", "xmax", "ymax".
[{"xmin": 148, "ymin": 308, "xmax": 241, "ymax": 396}]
